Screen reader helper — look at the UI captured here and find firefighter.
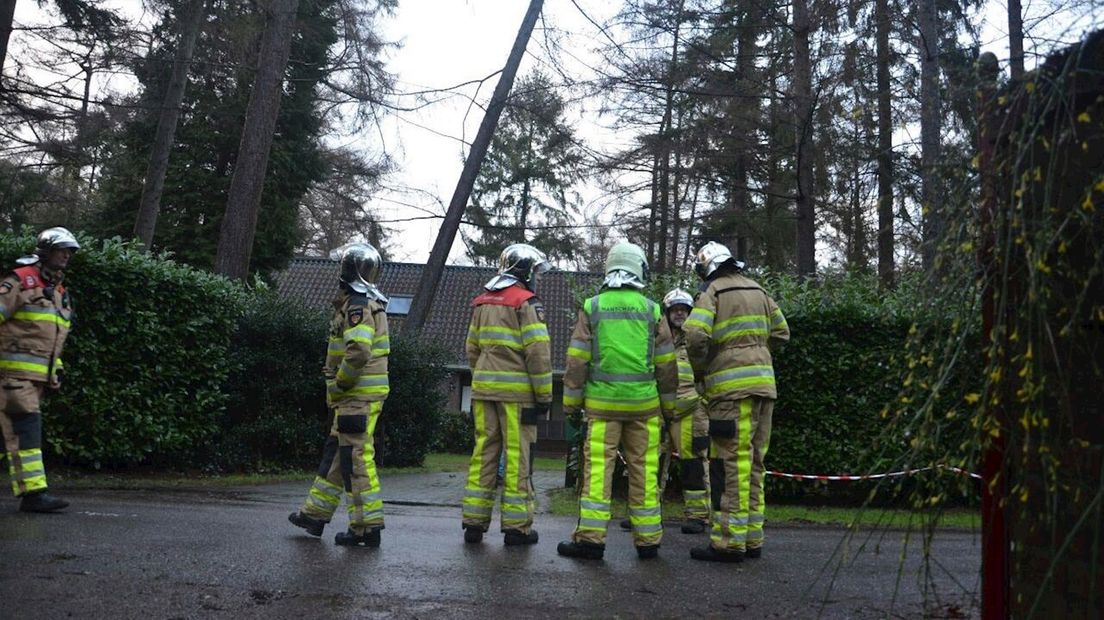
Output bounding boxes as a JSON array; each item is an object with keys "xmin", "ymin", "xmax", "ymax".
[
  {"xmin": 661, "ymin": 287, "xmax": 712, "ymax": 533},
  {"xmin": 557, "ymin": 242, "xmax": 679, "ymax": 561},
  {"xmin": 289, "ymin": 242, "xmax": 390, "ymax": 547},
  {"xmin": 462, "ymin": 243, "xmax": 552, "ymax": 546},
  {"xmin": 684, "ymin": 241, "xmax": 789, "ymax": 562},
  {"xmin": 0, "ymin": 227, "xmax": 79, "ymax": 513},
  {"xmin": 618, "ymin": 287, "xmax": 710, "ymax": 533}
]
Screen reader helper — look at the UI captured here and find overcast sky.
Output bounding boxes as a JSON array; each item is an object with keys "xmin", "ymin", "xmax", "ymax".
[{"xmin": 11, "ymin": 0, "xmax": 1103, "ymax": 265}]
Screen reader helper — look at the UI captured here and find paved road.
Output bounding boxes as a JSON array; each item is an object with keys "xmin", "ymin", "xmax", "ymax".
[{"xmin": 0, "ymin": 472, "xmax": 980, "ymax": 619}]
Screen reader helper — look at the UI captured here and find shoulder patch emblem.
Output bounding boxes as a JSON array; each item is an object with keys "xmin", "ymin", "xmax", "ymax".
[
  {"xmin": 0, "ymin": 282, "xmax": 10, "ymax": 295},
  {"xmin": 347, "ymin": 307, "xmax": 364, "ymax": 326},
  {"xmin": 528, "ymin": 298, "xmax": 546, "ymax": 323}
]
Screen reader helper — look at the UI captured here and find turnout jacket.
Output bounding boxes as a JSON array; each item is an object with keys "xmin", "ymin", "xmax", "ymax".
[
  {"xmin": 684, "ymin": 270, "xmax": 789, "ymax": 401},
  {"xmin": 325, "ymin": 290, "xmax": 390, "ymax": 404},
  {"xmin": 563, "ymin": 288, "xmax": 679, "ymax": 421},
  {"xmin": 465, "ymin": 284, "xmax": 553, "ymax": 405},
  {"xmin": 671, "ymin": 331, "xmax": 703, "ymax": 420},
  {"xmin": 0, "ymin": 265, "xmax": 72, "ymax": 385}
]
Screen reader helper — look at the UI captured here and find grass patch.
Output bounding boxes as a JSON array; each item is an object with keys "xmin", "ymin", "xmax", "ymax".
[
  {"xmin": 383, "ymin": 453, "xmax": 564, "ymax": 475},
  {"xmin": 11, "ymin": 453, "xmax": 566, "ymax": 490},
  {"xmin": 545, "ymin": 487, "xmax": 980, "ymax": 530}
]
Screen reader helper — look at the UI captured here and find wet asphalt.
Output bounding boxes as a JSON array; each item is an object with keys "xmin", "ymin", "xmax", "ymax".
[{"xmin": 0, "ymin": 471, "xmax": 980, "ymax": 619}]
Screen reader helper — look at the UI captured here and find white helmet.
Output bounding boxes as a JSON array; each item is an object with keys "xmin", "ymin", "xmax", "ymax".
[
  {"xmin": 605, "ymin": 242, "xmax": 648, "ymax": 281},
  {"xmin": 36, "ymin": 227, "xmax": 80, "ymax": 255},
  {"xmin": 662, "ymin": 288, "xmax": 693, "ymax": 312},
  {"xmin": 694, "ymin": 241, "xmax": 743, "ymax": 279}
]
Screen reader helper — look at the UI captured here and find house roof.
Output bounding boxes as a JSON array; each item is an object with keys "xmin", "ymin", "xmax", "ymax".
[{"xmin": 274, "ymin": 257, "xmax": 603, "ymax": 372}]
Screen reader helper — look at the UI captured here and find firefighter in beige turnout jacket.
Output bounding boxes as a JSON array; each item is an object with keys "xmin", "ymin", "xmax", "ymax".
[
  {"xmin": 685, "ymin": 242, "xmax": 789, "ymax": 563},
  {"xmin": 662, "ymin": 288, "xmax": 712, "ymax": 533},
  {"xmin": 1, "ymin": 228, "xmax": 79, "ymax": 513},
  {"xmin": 462, "ymin": 244, "xmax": 552, "ymax": 546},
  {"xmin": 557, "ymin": 242, "xmax": 679, "ymax": 561},
  {"xmin": 289, "ymin": 243, "xmax": 390, "ymax": 547}
]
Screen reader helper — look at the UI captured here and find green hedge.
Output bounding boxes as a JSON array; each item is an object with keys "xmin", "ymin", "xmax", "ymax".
[
  {"xmin": 377, "ymin": 334, "xmax": 452, "ymax": 467},
  {"xmin": 1, "ymin": 233, "xmax": 451, "ymax": 471},
  {"xmin": 213, "ymin": 291, "xmax": 331, "ymax": 471},
  {"xmin": 763, "ymin": 271, "xmax": 979, "ymax": 501},
  {"xmin": 0, "ymin": 235, "xmax": 243, "ymax": 467}
]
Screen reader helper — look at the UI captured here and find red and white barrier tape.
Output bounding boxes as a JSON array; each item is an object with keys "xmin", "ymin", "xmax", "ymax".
[{"xmin": 766, "ymin": 465, "xmax": 982, "ymax": 481}]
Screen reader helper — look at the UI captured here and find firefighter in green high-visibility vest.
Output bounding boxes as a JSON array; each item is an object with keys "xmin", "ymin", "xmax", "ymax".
[{"xmin": 557, "ymin": 242, "xmax": 679, "ymax": 561}]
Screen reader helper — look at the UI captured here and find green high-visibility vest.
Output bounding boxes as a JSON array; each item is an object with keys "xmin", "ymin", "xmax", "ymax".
[{"xmin": 581, "ymin": 289, "xmax": 661, "ymax": 413}]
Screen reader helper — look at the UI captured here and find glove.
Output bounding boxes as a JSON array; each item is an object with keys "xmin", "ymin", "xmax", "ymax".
[
  {"xmin": 533, "ymin": 402, "xmax": 550, "ymax": 417},
  {"xmin": 49, "ymin": 367, "xmax": 64, "ymax": 390}
]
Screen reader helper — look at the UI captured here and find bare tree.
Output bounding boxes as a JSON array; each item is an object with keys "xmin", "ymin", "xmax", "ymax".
[
  {"xmin": 917, "ymin": 0, "xmax": 942, "ymax": 269},
  {"xmin": 876, "ymin": 0, "xmax": 895, "ymax": 287},
  {"xmin": 793, "ymin": 0, "xmax": 816, "ymax": 276},
  {"xmin": 1008, "ymin": 0, "xmax": 1024, "ymax": 80},
  {"xmin": 0, "ymin": 0, "xmax": 15, "ymax": 83},
  {"xmin": 214, "ymin": 0, "xmax": 300, "ymax": 281}
]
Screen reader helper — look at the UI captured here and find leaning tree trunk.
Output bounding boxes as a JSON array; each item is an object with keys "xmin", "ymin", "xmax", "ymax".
[
  {"xmin": 214, "ymin": 0, "xmax": 299, "ymax": 280},
  {"xmin": 133, "ymin": 0, "xmax": 207, "ymax": 249},
  {"xmin": 875, "ymin": 0, "xmax": 895, "ymax": 288},
  {"xmin": 793, "ymin": 0, "xmax": 816, "ymax": 276},
  {"xmin": 918, "ymin": 0, "xmax": 942, "ymax": 270}
]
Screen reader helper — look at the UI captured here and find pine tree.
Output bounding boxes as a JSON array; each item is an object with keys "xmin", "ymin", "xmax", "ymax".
[{"xmin": 462, "ymin": 70, "xmax": 583, "ymax": 266}]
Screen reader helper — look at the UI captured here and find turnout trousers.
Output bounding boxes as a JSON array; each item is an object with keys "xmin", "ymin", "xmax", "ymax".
[
  {"xmin": 0, "ymin": 378, "xmax": 47, "ymax": 496},
  {"xmin": 300, "ymin": 400, "xmax": 384, "ymax": 534},
  {"xmin": 462, "ymin": 400, "xmax": 537, "ymax": 534},
  {"xmin": 572, "ymin": 414, "xmax": 663, "ymax": 548},
  {"xmin": 668, "ymin": 409, "xmax": 711, "ymax": 523},
  {"xmin": 707, "ymin": 397, "xmax": 773, "ymax": 552}
]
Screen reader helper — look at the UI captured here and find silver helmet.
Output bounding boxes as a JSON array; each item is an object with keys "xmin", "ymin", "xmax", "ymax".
[
  {"xmin": 36, "ymin": 227, "xmax": 80, "ymax": 255},
  {"xmin": 498, "ymin": 243, "xmax": 551, "ymax": 286},
  {"xmin": 333, "ymin": 242, "xmax": 382, "ymax": 295},
  {"xmin": 662, "ymin": 288, "xmax": 693, "ymax": 312},
  {"xmin": 694, "ymin": 241, "xmax": 742, "ymax": 279}
]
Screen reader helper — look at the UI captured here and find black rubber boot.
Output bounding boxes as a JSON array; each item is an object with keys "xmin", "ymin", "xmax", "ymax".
[
  {"xmin": 19, "ymin": 491, "xmax": 68, "ymax": 513},
  {"xmin": 746, "ymin": 546, "xmax": 762, "ymax": 559},
  {"xmin": 619, "ymin": 518, "xmax": 632, "ymax": 531},
  {"xmin": 335, "ymin": 527, "xmax": 381, "ymax": 548},
  {"xmin": 556, "ymin": 540, "xmax": 605, "ymax": 560},
  {"xmin": 288, "ymin": 511, "xmax": 326, "ymax": 537},
  {"xmin": 680, "ymin": 519, "xmax": 706, "ymax": 534},
  {"xmin": 690, "ymin": 546, "xmax": 744, "ymax": 563},
  {"xmin": 636, "ymin": 544, "xmax": 659, "ymax": 560},
  {"xmin": 463, "ymin": 525, "xmax": 484, "ymax": 543},
  {"xmin": 503, "ymin": 529, "xmax": 539, "ymax": 546}
]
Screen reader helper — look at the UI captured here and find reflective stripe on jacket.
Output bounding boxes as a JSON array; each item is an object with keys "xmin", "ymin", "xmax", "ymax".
[
  {"xmin": 465, "ymin": 284, "xmax": 552, "ymax": 404},
  {"xmin": 563, "ymin": 288, "xmax": 678, "ymax": 420},
  {"xmin": 325, "ymin": 291, "xmax": 389, "ymax": 403},
  {"xmin": 672, "ymin": 332, "xmax": 702, "ymax": 420},
  {"xmin": 0, "ymin": 266, "xmax": 72, "ymax": 383},
  {"xmin": 684, "ymin": 271, "xmax": 789, "ymax": 401}
]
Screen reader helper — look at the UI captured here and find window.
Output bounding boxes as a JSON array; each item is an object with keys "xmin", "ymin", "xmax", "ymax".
[
  {"xmin": 386, "ymin": 295, "xmax": 413, "ymax": 315},
  {"xmin": 460, "ymin": 384, "xmax": 472, "ymax": 414}
]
